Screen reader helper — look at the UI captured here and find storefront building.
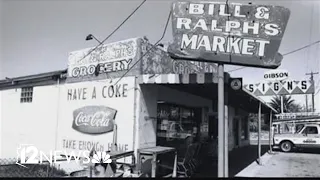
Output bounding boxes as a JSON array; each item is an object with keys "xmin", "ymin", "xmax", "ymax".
[{"xmin": 0, "ymin": 37, "xmax": 275, "ymax": 165}]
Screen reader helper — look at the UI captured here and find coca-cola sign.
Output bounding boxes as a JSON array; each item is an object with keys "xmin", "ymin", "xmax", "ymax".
[{"xmin": 72, "ymin": 106, "xmax": 117, "ymax": 135}]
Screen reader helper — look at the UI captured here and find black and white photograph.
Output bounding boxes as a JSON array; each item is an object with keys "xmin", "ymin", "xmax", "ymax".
[{"xmin": 0, "ymin": 0, "xmax": 319, "ymax": 178}]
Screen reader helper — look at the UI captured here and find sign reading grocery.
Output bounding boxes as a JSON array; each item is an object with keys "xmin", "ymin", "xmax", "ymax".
[
  {"xmin": 243, "ymin": 80, "xmax": 314, "ymax": 96},
  {"xmin": 264, "ymin": 69, "xmax": 290, "ymax": 81},
  {"xmin": 168, "ymin": 1, "xmax": 291, "ymax": 68},
  {"xmin": 67, "ymin": 38, "xmax": 138, "ymax": 79}
]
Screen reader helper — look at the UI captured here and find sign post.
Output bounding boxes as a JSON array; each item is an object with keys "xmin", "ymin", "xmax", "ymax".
[
  {"xmin": 269, "ymin": 110, "xmax": 273, "ymax": 153},
  {"xmin": 280, "ymin": 96, "xmax": 284, "ymax": 113},
  {"xmin": 168, "ymin": 1, "xmax": 290, "ymax": 177},
  {"xmin": 258, "ymin": 102, "xmax": 262, "ymax": 165},
  {"xmin": 218, "ymin": 64, "xmax": 225, "ymax": 177}
]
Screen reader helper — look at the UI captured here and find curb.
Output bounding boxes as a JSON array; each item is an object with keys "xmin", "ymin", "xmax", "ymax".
[{"xmin": 235, "ymin": 152, "xmax": 275, "ymax": 177}]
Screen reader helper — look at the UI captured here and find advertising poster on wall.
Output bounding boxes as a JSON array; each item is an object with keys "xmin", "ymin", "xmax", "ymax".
[{"xmin": 56, "ymin": 76, "xmax": 136, "ymax": 163}]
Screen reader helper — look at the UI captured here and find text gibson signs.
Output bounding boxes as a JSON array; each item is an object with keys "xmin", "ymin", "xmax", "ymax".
[
  {"xmin": 243, "ymin": 80, "xmax": 315, "ymax": 96},
  {"xmin": 168, "ymin": 2, "xmax": 291, "ymax": 68}
]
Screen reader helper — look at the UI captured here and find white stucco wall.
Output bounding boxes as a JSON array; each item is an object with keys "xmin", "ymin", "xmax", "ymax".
[
  {"xmin": 0, "ymin": 80, "xmax": 242, "ymax": 159},
  {"xmin": 0, "ymin": 77, "xmax": 137, "ymax": 161},
  {"xmin": 1, "ymin": 85, "xmax": 60, "ymax": 158}
]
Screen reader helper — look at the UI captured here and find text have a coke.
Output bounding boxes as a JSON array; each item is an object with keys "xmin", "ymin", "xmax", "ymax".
[{"xmin": 67, "ymin": 83, "xmax": 129, "ymax": 101}]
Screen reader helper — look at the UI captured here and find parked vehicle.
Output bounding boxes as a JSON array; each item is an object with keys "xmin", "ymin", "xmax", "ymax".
[{"xmin": 273, "ymin": 123, "xmax": 320, "ymax": 152}]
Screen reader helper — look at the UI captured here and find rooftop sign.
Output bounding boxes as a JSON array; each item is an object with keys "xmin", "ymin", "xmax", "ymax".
[
  {"xmin": 243, "ymin": 79, "xmax": 314, "ymax": 96},
  {"xmin": 168, "ymin": 1, "xmax": 291, "ymax": 69},
  {"xmin": 67, "ymin": 38, "xmax": 140, "ymax": 80},
  {"xmin": 66, "ymin": 38, "xmax": 221, "ymax": 83}
]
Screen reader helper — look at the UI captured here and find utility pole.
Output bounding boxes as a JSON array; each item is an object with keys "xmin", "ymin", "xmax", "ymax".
[{"xmin": 306, "ymin": 71, "xmax": 319, "ymax": 112}]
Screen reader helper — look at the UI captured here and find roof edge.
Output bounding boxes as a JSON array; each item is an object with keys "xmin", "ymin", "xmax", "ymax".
[
  {"xmin": 0, "ymin": 69, "xmax": 68, "ymax": 87},
  {"xmin": 242, "ymin": 87, "xmax": 278, "ymax": 114}
]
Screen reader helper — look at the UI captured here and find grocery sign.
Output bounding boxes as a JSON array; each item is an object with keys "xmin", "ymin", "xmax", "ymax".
[
  {"xmin": 167, "ymin": 1, "xmax": 291, "ymax": 68},
  {"xmin": 243, "ymin": 80, "xmax": 315, "ymax": 96},
  {"xmin": 264, "ymin": 69, "xmax": 290, "ymax": 81},
  {"xmin": 67, "ymin": 38, "xmax": 139, "ymax": 81}
]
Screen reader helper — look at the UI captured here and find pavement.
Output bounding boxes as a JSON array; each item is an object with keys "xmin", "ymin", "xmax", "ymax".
[
  {"xmin": 236, "ymin": 150, "xmax": 320, "ymax": 177},
  {"xmin": 249, "ymin": 139, "xmax": 272, "ymax": 145},
  {"xmin": 193, "ymin": 145, "xmax": 269, "ymax": 177}
]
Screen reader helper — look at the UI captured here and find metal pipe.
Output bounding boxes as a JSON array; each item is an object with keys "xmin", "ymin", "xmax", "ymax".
[
  {"xmin": 258, "ymin": 102, "xmax": 262, "ymax": 165},
  {"xmin": 224, "ymin": 105, "xmax": 228, "ymax": 177},
  {"xmin": 218, "ymin": 64, "xmax": 225, "ymax": 177},
  {"xmin": 269, "ymin": 110, "xmax": 273, "ymax": 153},
  {"xmin": 54, "ymin": 78, "xmax": 60, "ymax": 152},
  {"xmin": 280, "ymin": 96, "xmax": 284, "ymax": 113}
]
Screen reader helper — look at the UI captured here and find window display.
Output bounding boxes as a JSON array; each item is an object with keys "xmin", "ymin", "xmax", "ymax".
[{"xmin": 156, "ymin": 102, "xmax": 201, "ymax": 152}]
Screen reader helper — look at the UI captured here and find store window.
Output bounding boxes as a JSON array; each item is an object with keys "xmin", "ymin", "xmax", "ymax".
[
  {"xmin": 302, "ymin": 126, "xmax": 318, "ymax": 134},
  {"xmin": 20, "ymin": 87, "xmax": 33, "ymax": 103},
  {"xmin": 156, "ymin": 102, "xmax": 201, "ymax": 154}
]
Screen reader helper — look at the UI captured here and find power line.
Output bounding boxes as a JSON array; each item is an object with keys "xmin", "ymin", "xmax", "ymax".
[
  {"xmin": 113, "ymin": 9, "xmax": 172, "ymax": 86},
  {"xmin": 282, "ymin": 40, "xmax": 320, "ymax": 56},
  {"xmin": 227, "ymin": 40, "xmax": 320, "ymax": 73},
  {"xmin": 228, "ymin": 66, "xmax": 246, "ymax": 72},
  {"xmin": 76, "ymin": 0, "xmax": 147, "ymax": 64},
  {"xmin": 315, "ymin": 88, "xmax": 320, "ymax": 95}
]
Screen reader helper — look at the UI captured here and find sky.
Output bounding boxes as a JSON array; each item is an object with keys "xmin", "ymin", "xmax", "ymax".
[{"xmin": 0, "ymin": 0, "xmax": 319, "ymax": 110}]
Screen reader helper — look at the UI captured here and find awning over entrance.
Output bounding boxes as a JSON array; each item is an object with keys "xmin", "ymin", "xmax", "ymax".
[
  {"xmin": 241, "ymin": 88, "xmax": 278, "ymax": 114},
  {"xmin": 229, "ymin": 84, "xmax": 277, "ymax": 114},
  {"xmin": 137, "ymin": 73, "xmax": 277, "ymax": 115},
  {"xmin": 138, "ymin": 73, "xmax": 225, "ymax": 84}
]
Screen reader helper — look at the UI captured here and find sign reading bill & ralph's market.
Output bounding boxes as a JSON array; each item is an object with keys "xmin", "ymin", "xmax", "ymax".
[{"xmin": 168, "ymin": 1, "xmax": 291, "ymax": 68}]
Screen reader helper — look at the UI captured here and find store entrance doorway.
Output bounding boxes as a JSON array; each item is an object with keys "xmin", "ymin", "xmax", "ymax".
[{"xmin": 208, "ymin": 115, "xmax": 218, "ymax": 140}]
